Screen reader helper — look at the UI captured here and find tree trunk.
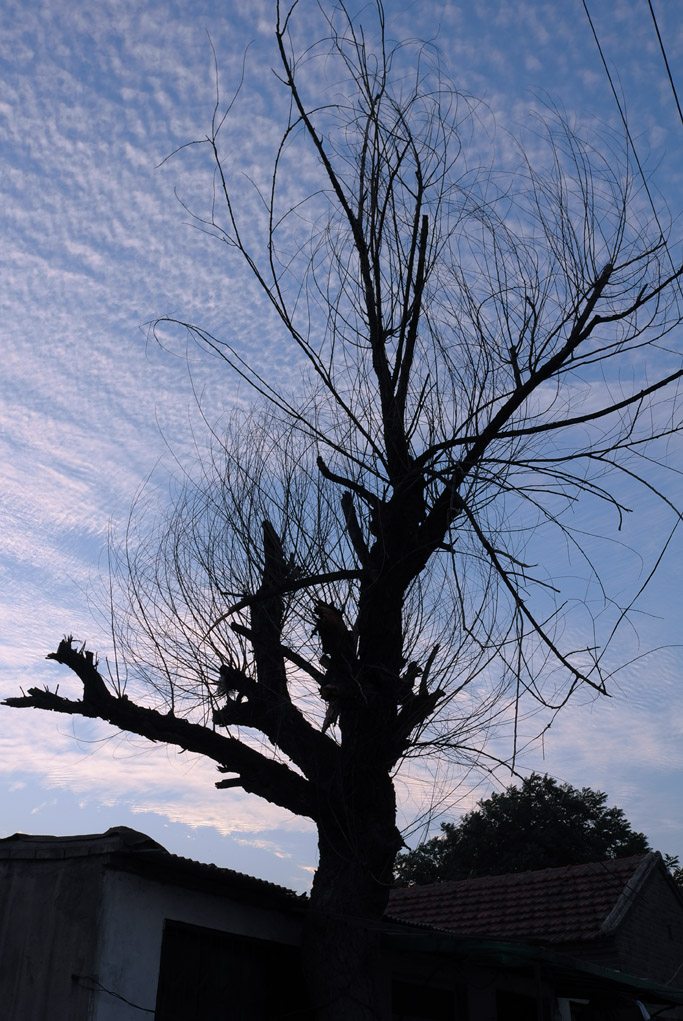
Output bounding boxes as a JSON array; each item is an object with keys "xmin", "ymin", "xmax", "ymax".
[
  {"xmin": 303, "ymin": 849, "xmax": 393, "ymax": 1020},
  {"xmin": 302, "ymin": 895, "xmax": 387, "ymax": 1019},
  {"xmin": 302, "ymin": 774, "xmax": 401, "ymax": 1021}
]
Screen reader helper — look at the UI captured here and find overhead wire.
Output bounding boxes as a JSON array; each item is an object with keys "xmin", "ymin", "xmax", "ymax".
[
  {"xmin": 646, "ymin": 0, "xmax": 683, "ymax": 131},
  {"xmin": 580, "ymin": 0, "xmax": 665, "ymax": 244},
  {"xmin": 581, "ymin": 0, "xmax": 683, "ymax": 309}
]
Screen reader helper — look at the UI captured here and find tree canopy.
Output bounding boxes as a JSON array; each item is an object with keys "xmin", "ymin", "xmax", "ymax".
[{"xmin": 394, "ymin": 773, "xmax": 653, "ymax": 885}]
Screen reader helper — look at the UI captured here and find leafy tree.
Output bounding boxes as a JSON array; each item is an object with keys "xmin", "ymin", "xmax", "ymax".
[
  {"xmin": 665, "ymin": 856, "xmax": 683, "ymax": 886},
  {"xmin": 6, "ymin": 3, "xmax": 683, "ymax": 1018},
  {"xmin": 394, "ymin": 774, "xmax": 652, "ymax": 884}
]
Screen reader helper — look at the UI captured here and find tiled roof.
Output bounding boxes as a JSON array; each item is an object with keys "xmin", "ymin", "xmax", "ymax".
[
  {"xmin": 0, "ymin": 826, "xmax": 165, "ymax": 859},
  {"xmin": 0, "ymin": 826, "xmax": 303, "ymax": 906},
  {"xmin": 388, "ymin": 854, "xmax": 658, "ymax": 944}
]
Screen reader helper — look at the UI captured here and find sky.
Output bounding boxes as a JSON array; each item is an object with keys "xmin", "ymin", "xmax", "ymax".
[{"xmin": 1, "ymin": 0, "xmax": 683, "ymax": 895}]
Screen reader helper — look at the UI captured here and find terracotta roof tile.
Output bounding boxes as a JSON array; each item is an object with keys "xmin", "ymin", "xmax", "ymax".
[{"xmin": 388, "ymin": 854, "xmax": 656, "ymax": 943}]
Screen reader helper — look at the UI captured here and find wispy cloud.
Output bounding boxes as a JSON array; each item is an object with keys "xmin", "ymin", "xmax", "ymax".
[
  {"xmin": 2, "ymin": 0, "xmax": 683, "ymax": 881},
  {"xmin": 0, "ymin": 705, "xmax": 314, "ymax": 843}
]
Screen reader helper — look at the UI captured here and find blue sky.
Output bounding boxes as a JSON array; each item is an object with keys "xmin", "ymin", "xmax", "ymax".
[{"xmin": 2, "ymin": 0, "xmax": 683, "ymax": 894}]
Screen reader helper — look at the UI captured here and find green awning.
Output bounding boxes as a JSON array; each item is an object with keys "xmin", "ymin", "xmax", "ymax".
[{"xmin": 384, "ymin": 927, "xmax": 683, "ymax": 1007}]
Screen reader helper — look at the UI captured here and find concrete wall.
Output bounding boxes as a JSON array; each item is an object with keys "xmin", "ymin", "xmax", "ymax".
[
  {"xmin": 0, "ymin": 844, "xmax": 303, "ymax": 1021},
  {"xmin": 90, "ymin": 865, "xmax": 303, "ymax": 1020},
  {"xmin": 613, "ymin": 867, "xmax": 683, "ymax": 986},
  {"xmin": 0, "ymin": 855, "xmax": 102, "ymax": 1021}
]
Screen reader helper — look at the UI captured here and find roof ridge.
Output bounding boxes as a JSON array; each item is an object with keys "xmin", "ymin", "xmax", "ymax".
[
  {"xmin": 0, "ymin": 826, "xmax": 303, "ymax": 900},
  {"xmin": 392, "ymin": 852, "xmax": 651, "ymax": 893},
  {"xmin": 599, "ymin": 851, "xmax": 660, "ymax": 934},
  {"xmin": 0, "ymin": 825, "xmax": 166, "ymax": 857}
]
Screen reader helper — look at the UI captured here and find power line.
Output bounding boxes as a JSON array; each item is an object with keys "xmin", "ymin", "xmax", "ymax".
[
  {"xmin": 646, "ymin": 0, "xmax": 683, "ymax": 132},
  {"xmin": 580, "ymin": 0, "xmax": 664, "ymax": 243}
]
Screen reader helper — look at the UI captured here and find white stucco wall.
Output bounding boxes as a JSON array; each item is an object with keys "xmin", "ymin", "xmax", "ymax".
[{"xmin": 90, "ymin": 868, "xmax": 302, "ymax": 1020}]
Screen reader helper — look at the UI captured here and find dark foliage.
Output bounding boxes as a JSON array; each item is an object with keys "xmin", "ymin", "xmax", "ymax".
[{"xmin": 394, "ymin": 774, "xmax": 652, "ymax": 884}]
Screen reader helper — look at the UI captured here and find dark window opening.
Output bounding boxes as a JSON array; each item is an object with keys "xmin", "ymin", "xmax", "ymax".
[
  {"xmin": 392, "ymin": 978, "xmax": 458, "ymax": 1020},
  {"xmin": 154, "ymin": 919, "xmax": 310, "ymax": 1020},
  {"xmin": 496, "ymin": 989, "xmax": 540, "ymax": 1021}
]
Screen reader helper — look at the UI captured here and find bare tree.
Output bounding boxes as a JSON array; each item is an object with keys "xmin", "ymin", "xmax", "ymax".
[{"xmin": 6, "ymin": 3, "xmax": 683, "ymax": 1017}]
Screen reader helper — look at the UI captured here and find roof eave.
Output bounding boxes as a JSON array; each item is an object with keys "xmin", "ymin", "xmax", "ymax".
[{"xmin": 384, "ymin": 927, "xmax": 683, "ymax": 1007}]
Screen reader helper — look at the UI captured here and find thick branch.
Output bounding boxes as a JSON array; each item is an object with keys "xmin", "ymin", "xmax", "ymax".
[
  {"xmin": 4, "ymin": 638, "xmax": 316, "ymax": 820},
  {"xmin": 402, "ymin": 263, "xmax": 621, "ymax": 577},
  {"xmin": 231, "ymin": 622, "xmax": 326, "ymax": 685},
  {"xmin": 396, "ymin": 213, "xmax": 430, "ymax": 415},
  {"xmin": 392, "ymin": 686, "xmax": 444, "ymax": 764},
  {"xmin": 251, "ymin": 520, "xmax": 290, "ymax": 703},
  {"xmin": 494, "ymin": 367, "xmax": 683, "ymax": 440},
  {"xmin": 209, "ymin": 568, "xmax": 363, "ymax": 629},
  {"xmin": 221, "ymin": 523, "xmax": 341, "ymax": 778},
  {"xmin": 427, "ymin": 258, "xmax": 683, "ymax": 470},
  {"xmin": 341, "ymin": 491, "xmax": 372, "ymax": 568},
  {"xmin": 276, "ymin": 6, "xmax": 382, "ymax": 351},
  {"xmin": 417, "ymin": 366, "xmax": 683, "ymax": 457},
  {"xmin": 316, "ymin": 455, "xmax": 380, "ymax": 510}
]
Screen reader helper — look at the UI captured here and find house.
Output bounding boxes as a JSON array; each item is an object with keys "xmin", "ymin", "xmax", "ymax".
[
  {"xmin": 0, "ymin": 826, "xmax": 307, "ymax": 1020},
  {"xmin": 388, "ymin": 852, "xmax": 683, "ymax": 983},
  {"xmin": 1, "ymin": 826, "xmax": 683, "ymax": 1020},
  {"xmin": 388, "ymin": 853, "xmax": 683, "ymax": 1019}
]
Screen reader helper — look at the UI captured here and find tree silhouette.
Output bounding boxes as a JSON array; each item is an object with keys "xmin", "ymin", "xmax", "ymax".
[
  {"xmin": 6, "ymin": 3, "xmax": 683, "ymax": 1017},
  {"xmin": 394, "ymin": 774, "xmax": 652, "ymax": 885}
]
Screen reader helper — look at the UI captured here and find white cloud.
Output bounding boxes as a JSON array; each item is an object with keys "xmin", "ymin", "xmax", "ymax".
[
  {"xmin": 2, "ymin": 0, "xmax": 683, "ymax": 882},
  {"xmin": 0, "ymin": 706, "xmax": 312, "ymax": 840}
]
